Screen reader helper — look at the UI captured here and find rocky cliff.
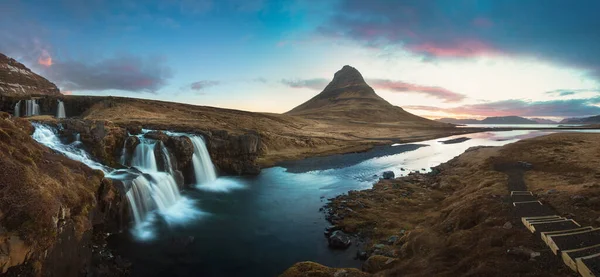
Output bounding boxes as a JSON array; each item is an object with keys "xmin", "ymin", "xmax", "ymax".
[
  {"xmin": 0, "ymin": 113, "xmax": 127, "ymax": 276},
  {"xmin": 0, "ymin": 53, "xmax": 60, "ymax": 97}
]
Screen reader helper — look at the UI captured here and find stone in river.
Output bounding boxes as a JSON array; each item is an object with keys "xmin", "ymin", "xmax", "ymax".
[
  {"xmin": 382, "ymin": 171, "xmax": 395, "ymax": 179},
  {"xmin": 328, "ymin": 230, "xmax": 352, "ymax": 249}
]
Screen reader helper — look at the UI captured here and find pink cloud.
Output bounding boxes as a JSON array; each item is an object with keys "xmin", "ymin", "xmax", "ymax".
[
  {"xmin": 408, "ymin": 40, "xmax": 497, "ymax": 58},
  {"xmin": 367, "ymin": 79, "xmax": 465, "ymax": 102},
  {"xmin": 37, "ymin": 49, "xmax": 52, "ymax": 67}
]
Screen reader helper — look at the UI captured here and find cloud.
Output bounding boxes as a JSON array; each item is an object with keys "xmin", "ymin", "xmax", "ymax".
[
  {"xmin": 545, "ymin": 89, "xmax": 600, "ymax": 97},
  {"xmin": 37, "ymin": 49, "xmax": 52, "ymax": 67},
  {"xmin": 281, "ymin": 78, "xmax": 329, "ymax": 90},
  {"xmin": 406, "ymin": 98, "xmax": 600, "ymax": 117},
  {"xmin": 41, "ymin": 55, "xmax": 172, "ymax": 93},
  {"xmin": 322, "ymin": 0, "xmax": 600, "ymax": 77},
  {"xmin": 190, "ymin": 80, "xmax": 220, "ymax": 91},
  {"xmin": 367, "ymin": 78, "xmax": 465, "ymax": 102}
]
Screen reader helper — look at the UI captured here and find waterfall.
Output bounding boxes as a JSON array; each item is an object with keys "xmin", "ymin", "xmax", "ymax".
[
  {"xmin": 13, "ymin": 101, "xmax": 21, "ymax": 117},
  {"xmin": 56, "ymin": 100, "xmax": 66, "ymax": 118},
  {"xmin": 31, "ymin": 124, "xmax": 198, "ymax": 240},
  {"xmin": 158, "ymin": 142, "xmax": 174, "ymax": 174},
  {"xmin": 188, "ymin": 135, "xmax": 217, "ymax": 184},
  {"xmin": 131, "ymin": 139, "xmax": 158, "ymax": 171},
  {"xmin": 25, "ymin": 100, "xmax": 40, "ymax": 117}
]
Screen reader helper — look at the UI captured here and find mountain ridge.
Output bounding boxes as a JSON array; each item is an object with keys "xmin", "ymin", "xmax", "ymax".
[
  {"xmin": 437, "ymin": 116, "xmax": 547, "ymax": 125},
  {"xmin": 0, "ymin": 53, "xmax": 61, "ymax": 97}
]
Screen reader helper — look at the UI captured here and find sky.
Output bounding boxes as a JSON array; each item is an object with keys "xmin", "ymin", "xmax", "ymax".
[{"xmin": 2, "ymin": 0, "xmax": 600, "ymax": 120}]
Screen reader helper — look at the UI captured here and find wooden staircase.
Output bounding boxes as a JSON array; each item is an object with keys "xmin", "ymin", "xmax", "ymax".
[{"xmin": 513, "ymin": 191, "xmax": 600, "ymax": 277}]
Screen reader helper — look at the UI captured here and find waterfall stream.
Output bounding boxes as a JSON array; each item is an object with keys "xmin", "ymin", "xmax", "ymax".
[
  {"xmin": 56, "ymin": 100, "xmax": 66, "ymax": 118},
  {"xmin": 188, "ymin": 136, "xmax": 217, "ymax": 184},
  {"xmin": 13, "ymin": 101, "xmax": 20, "ymax": 117},
  {"xmin": 31, "ymin": 124, "xmax": 202, "ymax": 240},
  {"xmin": 25, "ymin": 100, "xmax": 40, "ymax": 117}
]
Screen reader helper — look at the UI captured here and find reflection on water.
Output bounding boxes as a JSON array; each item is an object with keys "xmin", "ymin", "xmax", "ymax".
[{"xmin": 109, "ymin": 129, "xmax": 599, "ymax": 277}]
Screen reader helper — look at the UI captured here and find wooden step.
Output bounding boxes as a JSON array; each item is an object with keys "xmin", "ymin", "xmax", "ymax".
[
  {"xmin": 547, "ymin": 228, "xmax": 600, "ymax": 255},
  {"xmin": 524, "ymin": 216, "xmax": 565, "ymax": 228},
  {"xmin": 526, "ymin": 219, "xmax": 569, "ymax": 232},
  {"xmin": 533, "ymin": 220, "xmax": 582, "ymax": 234},
  {"xmin": 514, "ymin": 201, "xmax": 556, "ymax": 218},
  {"xmin": 511, "ymin": 191, "xmax": 533, "ymax": 196},
  {"xmin": 562, "ymin": 244, "xmax": 600, "ymax": 272},
  {"xmin": 511, "ymin": 194, "xmax": 537, "ymax": 202},
  {"xmin": 577, "ymin": 252, "xmax": 600, "ymax": 277},
  {"xmin": 521, "ymin": 215, "xmax": 562, "ymax": 226},
  {"xmin": 542, "ymin": 226, "xmax": 590, "ymax": 244}
]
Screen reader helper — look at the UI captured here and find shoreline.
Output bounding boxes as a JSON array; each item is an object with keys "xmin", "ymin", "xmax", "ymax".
[{"xmin": 283, "ymin": 132, "xmax": 600, "ymax": 276}]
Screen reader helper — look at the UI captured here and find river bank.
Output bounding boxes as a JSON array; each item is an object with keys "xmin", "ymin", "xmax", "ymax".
[{"xmin": 284, "ymin": 132, "xmax": 600, "ymax": 276}]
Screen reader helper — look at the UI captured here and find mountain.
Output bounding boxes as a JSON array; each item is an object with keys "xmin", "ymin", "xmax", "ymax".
[
  {"xmin": 286, "ymin": 65, "xmax": 445, "ymax": 125},
  {"xmin": 0, "ymin": 53, "xmax": 60, "ymax": 97},
  {"xmin": 437, "ymin": 118, "xmax": 480, "ymax": 124},
  {"xmin": 438, "ymin": 116, "xmax": 539, "ymax": 124},
  {"xmin": 529, "ymin": 118, "xmax": 558, "ymax": 124},
  {"xmin": 480, "ymin": 116, "xmax": 538, "ymax": 124},
  {"xmin": 561, "ymin": 115, "xmax": 600, "ymax": 124}
]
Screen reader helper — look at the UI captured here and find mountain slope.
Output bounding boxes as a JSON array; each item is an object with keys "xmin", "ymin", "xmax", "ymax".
[
  {"xmin": 561, "ymin": 115, "xmax": 600, "ymax": 124},
  {"xmin": 0, "ymin": 53, "xmax": 60, "ymax": 97},
  {"xmin": 286, "ymin": 65, "xmax": 445, "ymax": 125},
  {"xmin": 438, "ymin": 116, "xmax": 540, "ymax": 124}
]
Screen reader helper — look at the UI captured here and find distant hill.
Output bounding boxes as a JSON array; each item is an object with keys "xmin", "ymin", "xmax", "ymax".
[
  {"xmin": 560, "ymin": 115, "xmax": 600, "ymax": 124},
  {"xmin": 437, "ymin": 118, "xmax": 480, "ymax": 124},
  {"xmin": 0, "ymin": 53, "xmax": 60, "ymax": 97},
  {"xmin": 286, "ymin": 65, "xmax": 446, "ymax": 126},
  {"xmin": 438, "ymin": 116, "xmax": 541, "ymax": 124},
  {"xmin": 529, "ymin": 118, "xmax": 558, "ymax": 124}
]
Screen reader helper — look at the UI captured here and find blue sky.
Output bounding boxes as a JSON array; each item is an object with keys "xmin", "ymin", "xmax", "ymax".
[{"xmin": 2, "ymin": 0, "xmax": 600, "ymax": 119}]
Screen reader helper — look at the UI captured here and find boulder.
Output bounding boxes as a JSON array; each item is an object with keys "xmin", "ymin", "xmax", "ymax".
[
  {"xmin": 362, "ymin": 255, "xmax": 399, "ymax": 273},
  {"xmin": 328, "ymin": 231, "xmax": 352, "ymax": 249},
  {"xmin": 144, "ymin": 131, "xmax": 169, "ymax": 142},
  {"xmin": 382, "ymin": 171, "xmax": 395, "ymax": 179},
  {"xmin": 126, "ymin": 125, "xmax": 143, "ymax": 135},
  {"xmin": 166, "ymin": 136, "xmax": 194, "ymax": 170}
]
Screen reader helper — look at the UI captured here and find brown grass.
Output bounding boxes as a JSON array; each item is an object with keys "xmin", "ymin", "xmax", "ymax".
[
  {"xmin": 284, "ymin": 133, "xmax": 600, "ymax": 276},
  {"xmin": 0, "ymin": 113, "xmax": 103, "ymax": 249}
]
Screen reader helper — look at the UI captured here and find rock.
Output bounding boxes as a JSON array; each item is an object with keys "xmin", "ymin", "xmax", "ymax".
[
  {"xmin": 503, "ymin": 222, "xmax": 513, "ymax": 229},
  {"xmin": 507, "ymin": 246, "xmax": 540, "ymax": 261},
  {"xmin": 373, "ymin": 244, "xmax": 385, "ymax": 249},
  {"xmin": 387, "ymin": 235, "xmax": 399, "ymax": 245},
  {"xmin": 572, "ymin": 195, "xmax": 586, "ymax": 202},
  {"xmin": 126, "ymin": 125, "xmax": 142, "ymax": 135},
  {"xmin": 517, "ymin": 161, "xmax": 533, "ymax": 169},
  {"xmin": 546, "ymin": 189, "xmax": 557, "ymax": 195},
  {"xmin": 362, "ymin": 255, "xmax": 399, "ymax": 273},
  {"xmin": 328, "ymin": 231, "xmax": 352, "ymax": 249},
  {"xmin": 324, "ymin": 225, "xmax": 340, "ymax": 237},
  {"xmin": 144, "ymin": 131, "xmax": 169, "ymax": 142},
  {"xmin": 166, "ymin": 136, "xmax": 194, "ymax": 170},
  {"xmin": 356, "ymin": 250, "xmax": 369, "ymax": 260},
  {"xmin": 123, "ymin": 136, "xmax": 140, "ymax": 162},
  {"xmin": 333, "ymin": 269, "xmax": 348, "ymax": 277},
  {"xmin": 382, "ymin": 171, "xmax": 395, "ymax": 179}
]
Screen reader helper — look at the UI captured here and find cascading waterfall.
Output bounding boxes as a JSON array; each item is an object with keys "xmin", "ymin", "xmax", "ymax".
[
  {"xmin": 131, "ymin": 139, "xmax": 158, "ymax": 171},
  {"xmin": 25, "ymin": 99, "xmax": 40, "ymax": 117},
  {"xmin": 31, "ymin": 123, "xmax": 199, "ymax": 240},
  {"xmin": 188, "ymin": 135, "xmax": 217, "ymax": 184},
  {"xmin": 56, "ymin": 100, "xmax": 66, "ymax": 118},
  {"xmin": 13, "ymin": 101, "xmax": 21, "ymax": 117}
]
